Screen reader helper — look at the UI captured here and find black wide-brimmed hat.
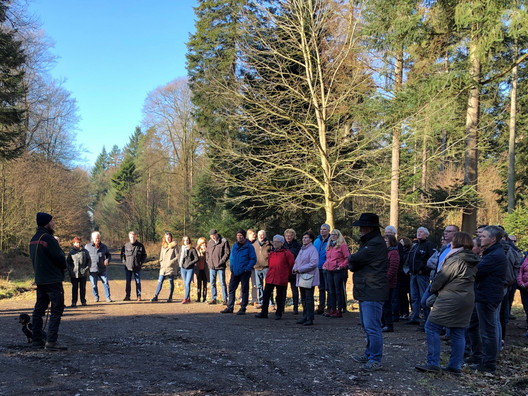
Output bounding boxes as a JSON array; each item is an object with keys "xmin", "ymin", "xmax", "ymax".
[{"xmin": 351, "ymin": 213, "xmax": 382, "ymax": 228}]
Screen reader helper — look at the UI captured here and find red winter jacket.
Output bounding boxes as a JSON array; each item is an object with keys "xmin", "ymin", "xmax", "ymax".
[
  {"xmin": 266, "ymin": 248, "xmax": 295, "ymax": 286},
  {"xmin": 387, "ymin": 248, "xmax": 400, "ymax": 288}
]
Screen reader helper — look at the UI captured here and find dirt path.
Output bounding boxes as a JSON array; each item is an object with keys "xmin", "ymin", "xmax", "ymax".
[{"xmin": 1, "ymin": 261, "xmax": 527, "ymax": 395}]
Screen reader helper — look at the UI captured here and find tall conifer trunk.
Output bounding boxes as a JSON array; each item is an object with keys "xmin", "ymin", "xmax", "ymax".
[{"xmin": 390, "ymin": 47, "xmax": 403, "ymax": 230}]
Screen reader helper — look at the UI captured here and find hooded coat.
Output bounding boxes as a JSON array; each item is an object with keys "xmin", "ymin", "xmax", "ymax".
[{"xmin": 428, "ymin": 249, "xmax": 480, "ymax": 328}]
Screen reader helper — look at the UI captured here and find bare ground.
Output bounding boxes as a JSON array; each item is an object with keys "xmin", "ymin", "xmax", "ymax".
[{"xmin": 1, "ymin": 259, "xmax": 528, "ymax": 396}]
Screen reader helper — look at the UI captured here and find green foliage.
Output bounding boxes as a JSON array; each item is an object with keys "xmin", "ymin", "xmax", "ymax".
[
  {"xmin": 503, "ymin": 206, "xmax": 528, "ymax": 251},
  {"xmin": 0, "ymin": 0, "xmax": 26, "ymax": 160}
]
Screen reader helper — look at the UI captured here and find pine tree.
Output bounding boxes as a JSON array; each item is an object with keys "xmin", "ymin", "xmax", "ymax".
[{"xmin": 0, "ymin": 0, "xmax": 26, "ymax": 160}]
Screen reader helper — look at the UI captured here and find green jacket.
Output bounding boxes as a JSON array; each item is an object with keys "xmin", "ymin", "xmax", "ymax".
[{"xmin": 29, "ymin": 226, "xmax": 66, "ymax": 284}]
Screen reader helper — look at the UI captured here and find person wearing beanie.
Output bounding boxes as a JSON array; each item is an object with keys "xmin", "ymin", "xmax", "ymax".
[{"xmin": 29, "ymin": 212, "xmax": 68, "ymax": 351}]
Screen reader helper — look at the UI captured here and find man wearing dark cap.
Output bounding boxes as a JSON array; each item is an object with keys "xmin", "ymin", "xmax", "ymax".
[
  {"xmin": 348, "ymin": 213, "xmax": 389, "ymax": 371},
  {"xmin": 221, "ymin": 229, "xmax": 257, "ymax": 315},
  {"xmin": 29, "ymin": 212, "xmax": 68, "ymax": 351},
  {"xmin": 206, "ymin": 229, "xmax": 230, "ymax": 304}
]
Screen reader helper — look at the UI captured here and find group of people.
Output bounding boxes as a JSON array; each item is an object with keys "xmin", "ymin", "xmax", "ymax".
[{"xmin": 28, "ymin": 210, "xmax": 528, "ymax": 375}]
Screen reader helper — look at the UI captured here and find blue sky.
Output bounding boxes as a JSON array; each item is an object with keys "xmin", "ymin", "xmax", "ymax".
[{"xmin": 28, "ymin": 0, "xmax": 198, "ymax": 167}]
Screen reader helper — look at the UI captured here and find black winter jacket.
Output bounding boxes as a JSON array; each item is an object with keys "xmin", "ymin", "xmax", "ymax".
[
  {"xmin": 348, "ymin": 229, "xmax": 389, "ymax": 302},
  {"xmin": 121, "ymin": 241, "xmax": 147, "ymax": 271},
  {"xmin": 407, "ymin": 238, "xmax": 435, "ymax": 275},
  {"xmin": 475, "ymin": 242, "xmax": 507, "ymax": 305},
  {"xmin": 29, "ymin": 226, "xmax": 66, "ymax": 284}
]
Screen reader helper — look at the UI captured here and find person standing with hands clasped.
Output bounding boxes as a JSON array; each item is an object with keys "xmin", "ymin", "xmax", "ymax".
[
  {"xmin": 30, "ymin": 212, "xmax": 68, "ymax": 351},
  {"xmin": 66, "ymin": 237, "xmax": 91, "ymax": 307},
  {"xmin": 121, "ymin": 231, "xmax": 147, "ymax": 301},
  {"xmin": 348, "ymin": 213, "xmax": 389, "ymax": 371},
  {"xmin": 292, "ymin": 230, "xmax": 319, "ymax": 326}
]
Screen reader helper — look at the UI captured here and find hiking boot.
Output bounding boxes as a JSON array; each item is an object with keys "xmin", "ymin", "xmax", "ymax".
[
  {"xmin": 441, "ymin": 366, "xmax": 461, "ymax": 375},
  {"xmin": 32, "ymin": 340, "xmax": 45, "ymax": 349},
  {"xmin": 415, "ymin": 364, "xmax": 441, "ymax": 373},
  {"xmin": 45, "ymin": 341, "xmax": 68, "ymax": 351},
  {"xmin": 220, "ymin": 308, "xmax": 233, "ymax": 314},
  {"xmin": 362, "ymin": 361, "xmax": 382, "ymax": 371},
  {"xmin": 352, "ymin": 354, "xmax": 369, "ymax": 364}
]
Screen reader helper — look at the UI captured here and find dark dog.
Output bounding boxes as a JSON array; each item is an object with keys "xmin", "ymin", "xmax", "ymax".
[
  {"xmin": 18, "ymin": 313, "xmax": 47, "ymax": 344},
  {"xmin": 19, "ymin": 313, "xmax": 33, "ymax": 343}
]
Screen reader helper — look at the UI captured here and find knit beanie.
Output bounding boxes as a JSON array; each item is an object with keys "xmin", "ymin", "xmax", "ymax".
[{"xmin": 36, "ymin": 212, "xmax": 53, "ymax": 227}]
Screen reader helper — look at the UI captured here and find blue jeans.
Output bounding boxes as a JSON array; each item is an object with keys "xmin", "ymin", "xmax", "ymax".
[
  {"xmin": 326, "ymin": 269, "xmax": 346, "ymax": 311},
  {"xmin": 227, "ymin": 271, "xmax": 251, "ymax": 310},
  {"xmin": 255, "ymin": 268, "xmax": 269, "ymax": 305},
  {"xmin": 468, "ymin": 301, "xmax": 500, "ymax": 370},
  {"xmin": 32, "ymin": 282, "xmax": 65, "ymax": 344},
  {"xmin": 181, "ymin": 267, "xmax": 194, "ymax": 300},
  {"xmin": 410, "ymin": 274, "xmax": 429, "ymax": 322},
  {"xmin": 125, "ymin": 269, "xmax": 141, "ymax": 298},
  {"xmin": 210, "ymin": 268, "xmax": 228, "ymax": 302},
  {"xmin": 358, "ymin": 301, "xmax": 384, "ymax": 363},
  {"xmin": 154, "ymin": 274, "xmax": 174, "ymax": 299},
  {"xmin": 425, "ymin": 321, "xmax": 466, "ymax": 370},
  {"xmin": 300, "ymin": 286, "xmax": 315, "ymax": 322},
  {"xmin": 89, "ymin": 271, "xmax": 111, "ymax": 300}
]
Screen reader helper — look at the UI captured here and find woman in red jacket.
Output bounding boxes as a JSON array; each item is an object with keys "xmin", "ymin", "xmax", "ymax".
[
  {"xmin": 322, "ymin": 229, "xmax": 349, "ymax": 318},
  {"xmin": 382, "ymin": 234, "xmax": 400, "ymax": 332},
  {"xmin": 255, "ymin": 235, "xmax": 295, "ymax": 320}
]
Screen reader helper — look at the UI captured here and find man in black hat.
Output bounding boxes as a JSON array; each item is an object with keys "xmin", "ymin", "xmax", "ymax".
[
  {"xmin": 348, "ymin": 213, "xmax": 389, "ymax": 371},
  {"xmin": 29, "ymin": 212, "xmax": 68, "ymax": 351}
]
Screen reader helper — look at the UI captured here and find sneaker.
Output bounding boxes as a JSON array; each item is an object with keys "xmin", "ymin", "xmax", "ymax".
[
  {"xmin": 94, "ymin": 298, "xmax": 99, "ymax": 303},
  {"xmin": 352, "ymin": 354, "xmax": 369, "ymax": 364},
  {"xmin": 207, "ymin": 300, "xmax": 217, "ymax": 305},
  {"xmin": 106, "ymin": 299, "xmax": 113, "ymax": 302},
  {"xmin": 123, "ymin": 297, "xmax": 131, "ymax": 301},
  {"xmin": 182, "ymin": 299, "xmax": 190, "ymax": 304},
  {"xmin": 236, "ymin": 309, "xmax": 246, "ymax": 315},
  {"xmin": 362, "ymin": 361, "xmax": 382, "ymax": 371},
  {"xmin": 220, "ymin": 308, "xmax": 233, "ymax": 314},
  {"xmin": 45, "ymin": 341, "xmax": 68, "ymax": 351},
  {"xmin": 382, "ymin": 326, "xmax": 394, "ymax": 332},
  {"xmin": 415, "ymin": 364, "xmax": 441, "ymax": 373},
  {"xmin": 151, "ymin": 297, "xmax": 158, "ymax": 302}
]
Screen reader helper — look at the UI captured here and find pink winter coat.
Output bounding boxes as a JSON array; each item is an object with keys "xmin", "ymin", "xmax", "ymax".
[
  {"xmin": 322, "ymin": 242, "xmax": 349, "ymax": 271},
  {"xmin": 518, "ymin": 256, "xmax": 528, "ymax": 288},
  {"xmin": 292, "ymin": 243, "xmax": 320, "ymax": 288}
]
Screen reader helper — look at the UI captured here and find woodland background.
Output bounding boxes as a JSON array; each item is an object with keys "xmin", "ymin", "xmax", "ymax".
[{"xmin": 1, "ymin": 0, "xmax": 528, "ymax": 257}]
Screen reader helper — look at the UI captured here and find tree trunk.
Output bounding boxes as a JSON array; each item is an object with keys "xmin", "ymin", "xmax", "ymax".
[
  {"xmin": 389, "ymin": 47, "xmax": 404, "ymax": 230},
  {"xmin": 421, "ymin": 127, "xmax": 428, "ymax": 220},
  {"xmin": 461, "ymin": 37, "xmax": 480, "ymax": 234},
  {"xmin": 508, "ymin": 42, "xmax": 518, "ymax": 214}
]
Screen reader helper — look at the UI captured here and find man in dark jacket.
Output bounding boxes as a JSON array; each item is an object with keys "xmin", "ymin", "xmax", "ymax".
[
  {"xmin": 85, "ymin": 231, "xmax": 112, "ymax": 302},
  {"xmin": 406, "ymin": 227, "xmax": 435, "ymax": 325},
  {"xmin": 221, "ymin": 229, "xmax": 257, "ymax": 315},
  {"xmin": 29, "ymin": 212, "xmax": 67, "ymax": 351},
  {"xmin": 467, "ymin": 225, "xmax": 507, "ymax": 373},
  {"xmin": 206, "ymin": 229, "xmax": 230, "ymax": 305},
  {"xmin": 121, "ymin": 231, "xmax": 147, "ymax": 301},
  {"xmin": 348, "ymin": 213, "xmax": 388, "ymax": 371}
]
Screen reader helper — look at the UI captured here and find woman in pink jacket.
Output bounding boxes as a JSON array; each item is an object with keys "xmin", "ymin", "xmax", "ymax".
[
  {"xmin": 292, "ymin": 230, "xmax": 319, "ymax": 326},
  {"xmin": 322, "ymin": 229, "xmax": 349, "ymax": 318},
  {"xmin": 518, "ymin": 256, "xmax": 528, "ymax": 337}
]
